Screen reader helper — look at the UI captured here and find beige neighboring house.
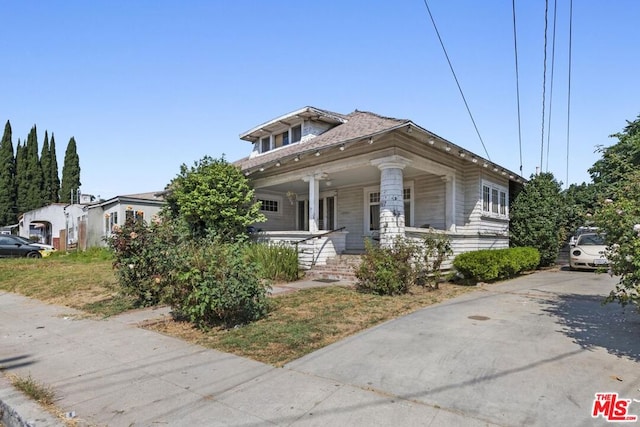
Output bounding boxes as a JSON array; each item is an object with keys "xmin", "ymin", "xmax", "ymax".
[
  {"xmin": 235, "ymin": 106, "xmax": 525, "ymax": 269},
  {"xmin": 19, "ymin": 192, "xmax": 164, "ymax": 250}
]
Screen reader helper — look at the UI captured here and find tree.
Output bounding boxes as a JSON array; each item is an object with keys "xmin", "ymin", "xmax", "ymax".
[
  {"xmin": 595, "ymin": 171, "xmax": 640, "ymax": 312},
  {"xmin": 561, "ymin": 182, "xmax": 599, "ymax": 236},
  {"xmin": 164, "ymin": 156, "xmax": 265, "ymax": 239},
  {"xmin": 40, "ymin": 131, "xmax": 51, "ymax": 203},
  {"xmin": 0, "ymin": 121, "xmax": 17, "ymax": 225},
  {"xmin": 589, "ymin": 115, "xmax": 640, "ymax": 197},
  {"xmin": 509, "ymin": 172, "xmax": 565, "ymax": 267},
  {"xmin": 19, "ymin": 126, "xmax": 45, "ymax": 212},
  {"xmin": 49, "ymin": 133, "xmax": 60, "ymax": 203},
  {"xmin": 15, "ymin": 140, "xmax": 26, "ymax": 213},
  {"xmin": 60, "ymin": 137, "xmax": 81, "ymax": 203}
]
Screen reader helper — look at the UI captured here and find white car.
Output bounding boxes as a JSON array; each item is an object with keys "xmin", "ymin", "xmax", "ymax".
[
  {"xmin": 569, "ymin": 233, "xmax": 608, "ymax": 270},
  {"xmin": 569, "ymin": 226, "xmax": 599, "ymax": 246}
]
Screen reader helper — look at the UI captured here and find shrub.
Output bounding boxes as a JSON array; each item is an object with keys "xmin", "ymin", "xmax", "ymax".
[
  {"xmin": 246, "ymin": 242, "xmax": 299, "ymax": 282},
  {"xmin": 453, "ymin": 247, "xmax": 540, "ymax": 284},
  {"xmin": 355, "ymin": 232, "xmax": 453, "ymax": 295},
  {"xmin": 163, "ymin": 238, "xmax": 270, "ymax": 328},
  {"xmin": 106, "ymin": 217, "xmax": 182, "ymax": 307}
]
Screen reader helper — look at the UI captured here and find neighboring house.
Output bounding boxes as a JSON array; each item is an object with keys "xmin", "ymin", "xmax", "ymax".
[
  {"xmin": 19, "ymin": 192, "xmax": 164, "ymax": 250},
  {"xmin": 235, "ymin": 106, "xmax": 525, "ymax": 268}
]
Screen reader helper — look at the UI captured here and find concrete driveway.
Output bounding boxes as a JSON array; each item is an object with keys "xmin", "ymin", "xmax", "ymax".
[{"xmin": 287, "ymin": 269, "xmax": 640, "ymax": 426}]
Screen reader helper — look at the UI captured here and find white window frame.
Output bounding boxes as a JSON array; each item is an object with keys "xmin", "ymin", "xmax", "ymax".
[
  {"xmin": 256, "ymin": 195, "xmax": 283, "ymax": 217},
  {"xmin": 363, "ymin": 181, "xmax": 414, "ymax": 234},
  {"xmin": 481, "ymin": 180, "xmax": 509, "ymax": 219},
  {"xmin": 257, "ymin": 122, "xmax": 304, "ymax": 155}
]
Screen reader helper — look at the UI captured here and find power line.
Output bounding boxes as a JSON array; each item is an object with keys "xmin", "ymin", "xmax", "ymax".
[
  {"xmin": 421, "ymin": 0, "xmax": 491, "ymax": 161},
  {"xmin": 540, "ymin": 0, "xmax": 549, "ymax": 172},
  {"xmin": 545, "ymin": 0, "xmax": 558, "ymax": 172},
  {"xmin": 512, "ymin": 0, "xmax": 523, "ymax": 175},
  {"xmin": 565, "ymin": 0, "xmax": 573, "ymax": 188}
]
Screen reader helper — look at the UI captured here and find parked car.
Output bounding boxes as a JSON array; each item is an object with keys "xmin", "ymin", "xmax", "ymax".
[
  {"xmin": 0, "ymin": 235, "xmax": 43, "ymax": 258},
  {"xmin": 569, "ymin": 233, "xmax": 608, "ymax": 270},
  {"xmin": 569, "ymin": 226, "xmax": 599, "ymax": 246},
  {"xmin": 12, "ymin": 236, "xmax": 56, "ymax": 257}
]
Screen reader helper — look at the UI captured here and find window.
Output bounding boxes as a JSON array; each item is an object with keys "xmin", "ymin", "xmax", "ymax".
[
  {"xmin": 291, "ymin": 125, "xmax": 302, "ymax": 143},
  {"xmin": 125, "ymin": 209, "xmax": 144, "ymax": 224},
  {"xmin": 259, "ymin": 199, "xmax": 279, "ymax": 212},
  {"xmin": 369, "ymin": 192, "xmax": 380, "ymax": 231},
  {"xmin": 296, "ymin": 196, "xmax": 337, "ymax": 231},
  {"xmin": 482, "ymin": 181, "xmax": 508, "ymax": 217},
  {"xmin": 260, "ymin": 137, "xmax": 271, "ymax": 153},
  {"xmin": 365, "ymin": 183, "xmax": 413, "ymax": 232},
  {"xmin": 257, "ymin": 124, "xmax": 302, "ymax": 154},
  {"xmin": 105, "ymin": 212, "xmax": 118, "ymax": 234}
]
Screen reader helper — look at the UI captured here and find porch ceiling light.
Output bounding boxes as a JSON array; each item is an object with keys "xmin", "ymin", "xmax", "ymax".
[
  {"xmin": 245, "ymin": 171, "xmax": 251, "ymax": 176},
  {"xmin": 259, "ymin": 167, "xmax": 265, "ymax": 172},
  {"xmin": 501, "ymin": 170, "xmax": 507, "ymax": 175},
  {"xmin": 275, "ymin": 161, "xmax": 281, "ymax": 167},
  {"xmin": 407, "ymin": 124, "xmax": 412, "ymax": 133},
  {"xmin": 368, "ymin": 137, "xmax": 374, "ymax": 144},
  {"xmin": 339, "ymin": 144, "xmax": 345, "ymax": 151},
  {"xmin": 483, "ymin": 162, "xmax": 488, "ymax": 168},
  {"xmin": 428, "ymin": 138, "xmax": 435, "ymax": 145},
  {"xmin": 458, "ymin": 150, "xmax": 466, "ymax": 158},
  {"xmin": 493, "ymin": 167, "xmax": 499, "ymax": 172},
  {"xmin": 294, "ymin": 155, "xmax": 300, "ymax": 162},
  {"xmin": 471, "ymin": 157, "xmax": 478, "ymax": 163},
  {"xmin": 444, "ymin": 145, "xmax": 451, "ymax": 152},
  {"xmin": 315, "ymin": 150, "xmax": 320, "ymax": 157}
]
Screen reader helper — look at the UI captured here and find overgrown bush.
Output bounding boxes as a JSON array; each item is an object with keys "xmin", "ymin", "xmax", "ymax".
[
  {"xmin": 453, "ymin": 247, "xmax": 540, "ymax": 284},
  {"xmin": 106, "ymin": 218, "xmax": 177, "ymax": 306},
  {"xmin": 163, "ymin": 238, "xmax": 270, "ymax": 328},
  {"xmin": 355, "ymin": 232, "xmax": 453, "ymax": 295},
  {"xmin": 246, "ymin": 242, "xmax": 299, "ymax": 282}
]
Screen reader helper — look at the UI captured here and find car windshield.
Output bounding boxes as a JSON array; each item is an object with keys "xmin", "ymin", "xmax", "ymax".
[{"xmin": 578, "ymin": 234, "xmax": 605, "ymax": 245}]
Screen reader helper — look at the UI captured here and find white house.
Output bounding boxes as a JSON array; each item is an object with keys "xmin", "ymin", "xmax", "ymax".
[
  {"xmin": 234, "ymin": 106, "xmax": 525, "ymax": 269},
  {"xmin": 19, "ymin": 192, "xmax": 164, "ymax": 250}
]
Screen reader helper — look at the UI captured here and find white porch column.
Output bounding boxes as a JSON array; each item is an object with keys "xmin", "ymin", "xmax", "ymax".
[
  {"xmin": 302, "ymin": 174, "xmax": 323, "ymax": 233},
  {"xmin": 443, "ymin": 174, "xmax": 457, "ymax": 232},
  {"xmin": 371, "ymin": 155, "xmax": 412, "ymax": 247}
]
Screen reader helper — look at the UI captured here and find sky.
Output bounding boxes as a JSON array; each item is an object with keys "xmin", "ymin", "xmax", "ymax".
[{"xmin": 1, "ymin": 1, "xmax": 639, "ymax": 200}]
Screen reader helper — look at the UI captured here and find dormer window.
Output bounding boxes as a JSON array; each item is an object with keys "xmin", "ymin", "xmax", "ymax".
[{"xmin": 259, "ymin": 123, "xmax": 303, "ymax": 153}]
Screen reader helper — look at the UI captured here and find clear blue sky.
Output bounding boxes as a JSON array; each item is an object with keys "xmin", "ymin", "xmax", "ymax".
[{"xmin": 2, "ymin": 1, "xmax": 638, "ymax": 199}]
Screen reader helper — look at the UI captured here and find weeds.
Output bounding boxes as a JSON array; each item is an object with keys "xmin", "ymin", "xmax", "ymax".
[{"xmin": 9, "ymin": 373, "xmax": 55, "ymax": 405}]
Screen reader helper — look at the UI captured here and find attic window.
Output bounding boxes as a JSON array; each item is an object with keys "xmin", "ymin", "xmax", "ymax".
[{"xmin": 259, "ymin": 124, "xmax": 303, "ymax": 154}]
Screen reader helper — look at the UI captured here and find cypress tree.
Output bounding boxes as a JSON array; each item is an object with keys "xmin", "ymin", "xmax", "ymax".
[
  {"xmin": 23, "ymin": 125, "xmax": 45, "ymax": 211},
  {"xmin": 0, "ymin": 121, "xmax": 17, "ymax": 225},
  {"xmin": 49, "ymin": 133, "xmax": 60, "ymax": 203},
  {"xmin": 15, "ymin": 140, "xmax": 27, "ymax": 214},
  {"xmin": 41, "ymin": 131, "xmax": 52, "ymax": 203},
  {"xmin": 60, "ymin": 137, "xmax": 81, "ymax": 204}
]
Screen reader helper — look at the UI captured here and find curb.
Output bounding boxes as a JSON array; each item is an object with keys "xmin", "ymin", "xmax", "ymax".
[{"xmin": 0, "ymin": 376, "xmax": 63, "ymax": 427}]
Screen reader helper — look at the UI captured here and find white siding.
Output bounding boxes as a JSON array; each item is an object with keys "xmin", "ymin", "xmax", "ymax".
[
  {"xmin": 337, "ymin": 185, "xmax": 365, "ymax": 251},
  {"xmin": 255, "ymin": 192, "xmax": 296, "ymax": 231},
  {"xmin": 414, "ymin": 174, "xmax": 445, "ymax": 230}
]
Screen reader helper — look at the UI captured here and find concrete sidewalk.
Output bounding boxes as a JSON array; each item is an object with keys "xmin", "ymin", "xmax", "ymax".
[{"xmin": 0, "ymin": 285, "xmax": 492, "ymax": 427}]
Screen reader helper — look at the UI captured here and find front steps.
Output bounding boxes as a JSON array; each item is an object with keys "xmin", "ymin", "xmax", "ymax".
[{"xmin": 303, "ymin": 254, "xmax": 363, "ymax": 282}]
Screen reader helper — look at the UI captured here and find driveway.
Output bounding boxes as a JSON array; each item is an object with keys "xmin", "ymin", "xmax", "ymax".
[{"xmin": 287, "ymin": 269, "xmax": 640, "ymax": 426}]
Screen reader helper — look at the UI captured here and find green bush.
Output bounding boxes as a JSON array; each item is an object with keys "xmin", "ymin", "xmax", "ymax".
[
  {"xmin": 106, "ymin": 218, "xmax": 176, "ymax": 306},
  {"xmin": 246, "ymin": 242, "xmax": 299, "ymax": 282},
  {"xmin": 355, "ymin": 233, "xmax": 453, "ymax": 295},
  {"xmin": 163, "ymin": 239, "xmax": 270, "ymax": 328},
  {"xmin": 453, "ymin": 247, "xmax": 540, "ymax": 284}
]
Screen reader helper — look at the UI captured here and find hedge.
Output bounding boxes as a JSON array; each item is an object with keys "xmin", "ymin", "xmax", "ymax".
[{"xmin": 452, "ymin": 247, "xmax": 540, "ymax": 283}]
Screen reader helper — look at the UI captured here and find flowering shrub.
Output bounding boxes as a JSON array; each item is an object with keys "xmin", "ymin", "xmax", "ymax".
[{"xmin": 106, "ymin": 218, "xmax": 179, "ymax": 306}]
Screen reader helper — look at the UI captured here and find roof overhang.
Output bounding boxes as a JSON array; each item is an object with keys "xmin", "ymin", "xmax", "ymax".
[{"xmin": 240, "ymin": 106, "xmax": 347, "ymax": 143}]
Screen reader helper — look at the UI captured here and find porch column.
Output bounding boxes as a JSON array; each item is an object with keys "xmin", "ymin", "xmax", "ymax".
[
  {"xmin": 371, "ymin": 155, "xmax": 412, "ymax": 247},
  {"xmin": 443, "ymin": 174, "xmax": 457, "ymax": 232},
  {"xmin": 302, "ymin": 173, "xmax": 323, "ymax": 233}
]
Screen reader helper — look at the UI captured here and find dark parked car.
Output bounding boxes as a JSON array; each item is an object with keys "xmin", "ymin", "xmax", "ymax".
[{"xmin": 0, "ymin": 235, "xmax": 43, "ymax": 258}]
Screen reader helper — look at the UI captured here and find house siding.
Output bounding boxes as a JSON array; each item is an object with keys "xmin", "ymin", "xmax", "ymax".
[
  {"xmin": 338, "ymin": 185, "xmax": 365, "ymax": 251},
  {"xmin": 413, "ymin": 174, "xmax": 445, "ymax": 230},
  {"xmin": 254, "ymin": 192, "xmax": 296, "ymax": 231}
]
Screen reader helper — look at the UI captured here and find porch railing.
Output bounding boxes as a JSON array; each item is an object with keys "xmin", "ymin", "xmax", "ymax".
[{"xmin": 295, "ymin": 227, "xmax": 346, "ymax": 267}]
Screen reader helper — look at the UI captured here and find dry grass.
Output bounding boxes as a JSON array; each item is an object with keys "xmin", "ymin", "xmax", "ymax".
[
  {"xmin": 147, "ymin": 283, "xmax": 477, "ymax": 366},
  {"xmin": 0, "ymin": 253, "xmax": 134, "ymax": 316}
]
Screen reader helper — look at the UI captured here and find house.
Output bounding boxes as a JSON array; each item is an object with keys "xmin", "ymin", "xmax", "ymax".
[
  {"xmin": 19, "ymin": 192, "xmax": 164, "ymax": 250},
  {"xmin": 235, "ymin": 106, "xmax": 525, "ymax": 269}
]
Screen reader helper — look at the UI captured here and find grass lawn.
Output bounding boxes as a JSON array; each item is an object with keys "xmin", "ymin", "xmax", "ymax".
[{"xmin": 0, "ymin": 251, "xmax": 478, "ymax": 366}]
